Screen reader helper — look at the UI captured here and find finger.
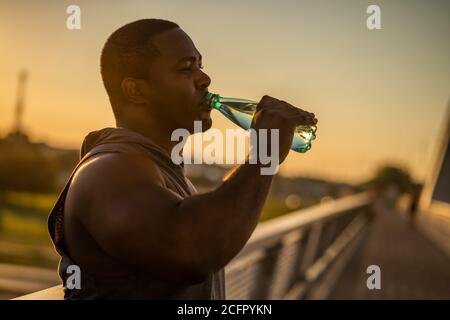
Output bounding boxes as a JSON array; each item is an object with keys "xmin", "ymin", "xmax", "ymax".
[
  {"xmin": 292, "ymin": 114, "xmax": 317, "ymax": 125},
  {"xmin": 295, "ymin": 108, "xmax": 315, "ymax": 118},
  {"xmin": 287, "ymin": 109, "xmax": 315, "ymax": 120},
  {"xmin": 295, "ymin": 110, "xmax": 317, "ymax": 123},
  {"xmin": 259, "ymin": 95, "xmax": 277, "ymax": 105},
  {"xmin": 288, "ymin": 106, "xmax": 316, "ymax": 121}
]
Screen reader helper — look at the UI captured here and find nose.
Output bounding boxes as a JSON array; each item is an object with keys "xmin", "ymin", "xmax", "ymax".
[{"xmin": 196, "ymin": 70, "xmax": 211, "ymax": 91}]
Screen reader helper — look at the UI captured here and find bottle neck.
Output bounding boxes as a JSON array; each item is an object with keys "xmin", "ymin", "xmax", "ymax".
[{"xmin": 205, "ymin": 92, "xmax": 221, "ymax": 110}]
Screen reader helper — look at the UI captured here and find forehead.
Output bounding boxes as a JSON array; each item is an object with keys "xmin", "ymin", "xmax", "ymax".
[{"xmin": 150, "ymin": 28, "xmax": 201, "ymax": 64}]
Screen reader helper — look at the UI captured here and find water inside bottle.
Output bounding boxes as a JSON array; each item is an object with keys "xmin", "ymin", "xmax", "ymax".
[{"xmin": 208, "ymin": 94, "xmax": 316, "ymax": 153}]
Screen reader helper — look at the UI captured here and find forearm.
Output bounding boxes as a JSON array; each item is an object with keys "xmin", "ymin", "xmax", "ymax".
[{"xmin": 176, "ymin": 159, "xmax": 274, "ymax": 273}]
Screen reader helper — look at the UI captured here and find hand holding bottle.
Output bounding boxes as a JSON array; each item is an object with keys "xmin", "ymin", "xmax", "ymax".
[
  {"xmin": 251, "ymin": 95, "xmax": 318, "ymax": 164},
  {"xmin": 205, "ymin": 92, "xmax": 318, "ymax": 155}
]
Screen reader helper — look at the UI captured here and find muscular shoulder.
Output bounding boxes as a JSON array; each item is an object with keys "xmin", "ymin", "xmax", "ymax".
[
  {"xmin": 75, "ymin": 152, "xmax": 165, "ymax": 188},
  {"xmin": 66, "ymin": 153, "xmax": 167, "ymax": 219}
]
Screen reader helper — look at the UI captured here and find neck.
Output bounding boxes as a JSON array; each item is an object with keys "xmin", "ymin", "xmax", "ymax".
[{"xmin": 116, "ymin": 116, "xmax": 183, "ymax": 157}]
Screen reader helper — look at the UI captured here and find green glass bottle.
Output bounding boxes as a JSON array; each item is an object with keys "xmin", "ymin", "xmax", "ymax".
[{"xmin": 205, "ymin": 92, "xmax": 317, "ymax": 153}]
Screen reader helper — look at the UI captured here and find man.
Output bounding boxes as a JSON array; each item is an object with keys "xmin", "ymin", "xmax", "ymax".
[{"xmin": 48, "ymin": 19, "xmax": 317, "ymax": 299}]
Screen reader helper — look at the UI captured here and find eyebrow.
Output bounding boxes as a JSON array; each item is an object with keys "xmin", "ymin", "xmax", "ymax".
[{"xmin": 175, "ymin": 53, "xmax": 202, "ymax": 65}]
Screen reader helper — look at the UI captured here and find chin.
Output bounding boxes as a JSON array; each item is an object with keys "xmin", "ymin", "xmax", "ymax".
[
  {"xmin": 197, "ymin": 110, "xmax": 212, "ymax": 130},
  {"xmin": 183, "ymin": 116, "xmax": 212, "ymax": 134},
  {"xmin": 200, "ymin": 117, "xmax": 212, "ymax": 131}
]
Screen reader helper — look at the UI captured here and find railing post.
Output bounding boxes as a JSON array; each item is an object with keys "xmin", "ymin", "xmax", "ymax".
[
  {"xmin": 300, "ymin": 222, "xmax": 323, "ymax": 275},
  {"xmin": 225, "ymin": 250, "xmax": 265, "ymax": 299},
  {"xmin": 266, "ymin": 230, "xmax": 305, "ymax": 299},
  {"xmin": 251, "ymin": 243, "xmax": 283, "ymax": 299}
]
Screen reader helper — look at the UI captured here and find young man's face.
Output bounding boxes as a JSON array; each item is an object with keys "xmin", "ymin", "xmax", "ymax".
[{"xmin": 143, "ymin": 27, "xmax": 212, "ymax": 133}]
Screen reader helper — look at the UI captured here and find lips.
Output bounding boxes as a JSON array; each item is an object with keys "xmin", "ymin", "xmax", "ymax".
[
  {"xmin": 199, "ymin": 102, "xmax": 211, "ymax": 111},
  {"xmin": 199, "ymin": 92, "xmax": 212, "ymax": 111}
]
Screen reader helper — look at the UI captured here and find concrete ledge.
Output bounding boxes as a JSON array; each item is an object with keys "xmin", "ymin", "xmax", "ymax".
[{"xmin": 13, "ymin": 285, "xmax": 64, "ymax": 300}]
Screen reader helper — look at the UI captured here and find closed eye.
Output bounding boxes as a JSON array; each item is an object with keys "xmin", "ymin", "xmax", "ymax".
[{"xmin": 181, "ymin": 64, "xmax": 204, "ymax": 72}]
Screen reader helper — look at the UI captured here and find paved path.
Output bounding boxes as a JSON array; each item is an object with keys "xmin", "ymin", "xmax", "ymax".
[{"xmin": 329, "ymin": 206, "xmax": 450, "ymax": 299}]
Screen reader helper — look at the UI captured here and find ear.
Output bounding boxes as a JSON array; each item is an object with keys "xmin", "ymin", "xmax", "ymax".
[{"xmin": 120, "ymin": 78, "xmax": 148, "ymax": 104}]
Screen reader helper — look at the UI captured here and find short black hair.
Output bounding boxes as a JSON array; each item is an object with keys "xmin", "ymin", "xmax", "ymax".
[{"xmin": 100, "ymin": 19, "xmax": 179, "ymax": 117}]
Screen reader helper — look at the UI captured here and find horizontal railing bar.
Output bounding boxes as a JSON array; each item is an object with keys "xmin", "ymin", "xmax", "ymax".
[{"xmin": 234, "ymin": 192, "xmax": 371, "ymax": 258}]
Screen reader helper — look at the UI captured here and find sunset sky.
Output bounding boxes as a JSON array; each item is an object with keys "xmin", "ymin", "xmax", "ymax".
[{"xmin": 1, "ymin": 0, "xmax": 449, "ymax": 184}]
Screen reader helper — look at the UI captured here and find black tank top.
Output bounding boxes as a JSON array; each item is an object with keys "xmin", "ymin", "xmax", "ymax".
[{"xmin": 47, "ymin": 127, "xmax": 225, "ymax": 299}]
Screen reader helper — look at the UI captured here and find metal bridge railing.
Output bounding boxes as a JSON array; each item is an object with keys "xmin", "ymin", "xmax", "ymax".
[{"xmin": 225, "ymin": 192, "xmax": 373, "ymax": 299}]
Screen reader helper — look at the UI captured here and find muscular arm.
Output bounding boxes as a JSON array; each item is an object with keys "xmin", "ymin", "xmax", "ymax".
[
  {"xmin": 177, "ymin": 158, "xmax": 273, "ymax": 274},
  {"xmin": 72, "ymin": 153, "xmax": 273, "ymax": 285}
]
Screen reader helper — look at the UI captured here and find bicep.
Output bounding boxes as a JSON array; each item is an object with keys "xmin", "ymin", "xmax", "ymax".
[{"xmin": 89, "ymin": 182, "xmax": 186, "ymax": 275}]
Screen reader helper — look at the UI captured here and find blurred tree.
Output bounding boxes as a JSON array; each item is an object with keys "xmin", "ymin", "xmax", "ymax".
[
  {"xmin": 0, "ymin": 145, "xmax": 58, "ymax": 193},
  {"xmin": 365, "ymin": 165, "xmax": 414, "ymax": 204}
]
